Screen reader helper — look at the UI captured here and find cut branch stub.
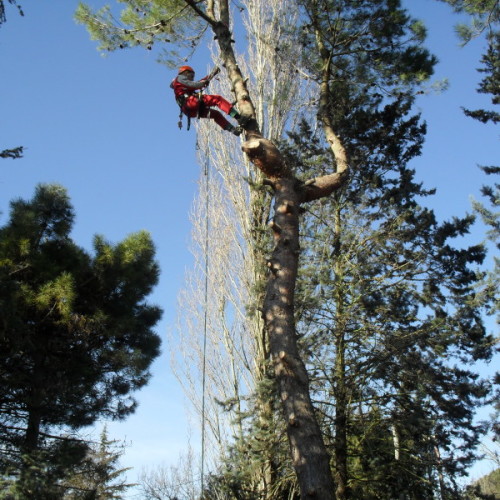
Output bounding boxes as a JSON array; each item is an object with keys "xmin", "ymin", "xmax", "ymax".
[{"xmin": 241, "ymin": 135, "xmax": 291, "ymax": 180}]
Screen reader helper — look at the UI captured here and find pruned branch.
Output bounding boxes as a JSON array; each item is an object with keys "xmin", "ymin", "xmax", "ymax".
[{"xmin": 241, "ymin": 136, "xmax": 291, "ymax": 180}]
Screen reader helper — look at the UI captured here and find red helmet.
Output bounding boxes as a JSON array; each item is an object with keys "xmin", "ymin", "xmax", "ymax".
[{"xmin": 178, "ymin": 65, "xmax": 194, "ymax": 74}]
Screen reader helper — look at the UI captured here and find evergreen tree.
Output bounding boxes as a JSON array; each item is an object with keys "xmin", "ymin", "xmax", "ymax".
[
  {"xmin": 62, "ymin": 427, "xmax": 135, "ymax": 499},
  {"xmin": 463, "ymin": 30, "xmax": 500, "ymax": 125},
  {"xmin": 0, "ymin": 184, "xmax": 162, "ymax": 497},
  {"xmin": 287, "ymin": 112, "xmax": 494, "ymax": 498},
  {"xmin": 439, "ymin": 0, "xmax": 499, "ymax": 455},
  {"xmin": 466, "ymin": 26, "xmax": 499, "ymax": 451}
]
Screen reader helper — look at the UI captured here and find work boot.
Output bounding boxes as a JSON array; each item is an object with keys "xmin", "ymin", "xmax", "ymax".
[{"xmin": 237, "ymin": 115, "xmax": 251, "ymax": 127}]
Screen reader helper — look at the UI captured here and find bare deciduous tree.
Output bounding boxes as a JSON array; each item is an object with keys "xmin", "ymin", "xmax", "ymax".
[
  {"xmin": 139, "ymin": 448, "xmax": 198, "ymax": 500},
  {"xmin": 171, "ymin": 1, "xmax": 305, "ymax": 494}
]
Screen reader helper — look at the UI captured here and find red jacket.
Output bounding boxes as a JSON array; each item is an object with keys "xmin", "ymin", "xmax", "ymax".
[{"xmin": 170, "ymin": 74, "xmax": 208, "ymax": 100}]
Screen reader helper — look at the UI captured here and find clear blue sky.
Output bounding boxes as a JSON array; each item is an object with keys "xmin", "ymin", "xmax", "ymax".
[{"xmin": 1, "ymin": 0, "xmax": 498, "ymax": 496}]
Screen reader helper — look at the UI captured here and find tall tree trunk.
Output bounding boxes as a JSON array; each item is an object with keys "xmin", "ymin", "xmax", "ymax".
[
  {"xmin": 334, "ymin": 330, "xmax": 348, "ymax": 500},
  {"xmin": 25, "ymin": 406, "xmax": 42, "ymax": 452},
  {"xmin": 24, "ymin": 352, "xmax": 45, "ymax": 453},
  {"xmin": 333, "ymin": 205, "xmax": 348, "ymax": 500},
  {"xmin": 263, "ymin": 178, "xmax": 335, "ymax": 499}
]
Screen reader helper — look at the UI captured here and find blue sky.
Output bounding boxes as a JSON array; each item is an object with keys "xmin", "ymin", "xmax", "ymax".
[{"xmin": 1, "ymin": 0, "xmax": 498, "ymax": 496}]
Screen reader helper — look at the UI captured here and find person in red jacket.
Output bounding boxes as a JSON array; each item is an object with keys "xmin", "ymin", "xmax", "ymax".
[{"xmin": 171, "ymin": 65, "xmax": 246, "ymax": 135}]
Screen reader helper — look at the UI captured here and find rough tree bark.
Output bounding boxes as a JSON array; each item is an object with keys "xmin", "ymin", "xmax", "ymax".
[{"xmin": 183, "ymin": 1, "xmax": 349, "ymax": 497}]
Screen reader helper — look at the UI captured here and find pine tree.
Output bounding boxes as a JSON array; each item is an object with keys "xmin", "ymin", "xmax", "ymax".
[
  {"xmin": 438, "ymin": 0, "xmax": 499, "ymax": 458},
  {"xmin": 0, "ymin": 184, "xmax": 162, "ymax": 497},
  {"xmin": 465, "ymin": 25, "xmax": 499, "ymax": 453},
  {"xmin": 171, "ymin": 1, "xmax": 303, "ymax": 497},
  {"xmin": 436, "ymin": 0, "xmax": 499, "ymax": 43}
]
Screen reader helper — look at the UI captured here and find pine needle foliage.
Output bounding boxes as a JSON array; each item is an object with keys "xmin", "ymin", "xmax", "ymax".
[{"xmin": 0, "ymin": 184, "xmax": 162, "ymax": 497}]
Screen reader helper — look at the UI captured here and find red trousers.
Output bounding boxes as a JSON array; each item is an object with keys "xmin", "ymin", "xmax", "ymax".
[{"xmin": 182, "ymin": 94, "xmax": 233, "ymax": 129}]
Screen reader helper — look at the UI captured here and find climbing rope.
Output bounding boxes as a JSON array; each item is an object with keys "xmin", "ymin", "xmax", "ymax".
[{"xmin": 200, "ymin": 147, "xmax": 210, "ymax": 498}]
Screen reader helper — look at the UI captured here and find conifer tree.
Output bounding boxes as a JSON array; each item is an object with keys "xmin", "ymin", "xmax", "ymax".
[
  {"xmin": 286, "ymin": 112, "xmax": 494, "ymax": 497},
  {"xmin": 436, "ymin": 0, "xmax": 499, "ymax": 43},
  {"xmin": 438, "ymin": 0, "xmax": 499, "ymax": 453},
  {"xmin": 171, "ymin": 2, "xmax": 304, "ymax": 496},
  {"xmin": 0, "ymin": 184, "xmax": 162, "ymax": 497}
]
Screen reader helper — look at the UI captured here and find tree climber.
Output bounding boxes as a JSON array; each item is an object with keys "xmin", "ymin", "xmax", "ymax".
[{"xmin": 171, "ymin": 65, "xmax": 247, "ymax": 135}]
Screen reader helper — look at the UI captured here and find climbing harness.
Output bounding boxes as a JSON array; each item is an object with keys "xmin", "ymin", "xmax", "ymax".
[{"xmin": 176, "ymin": 93, "xmax": 192, "ymax": 130}]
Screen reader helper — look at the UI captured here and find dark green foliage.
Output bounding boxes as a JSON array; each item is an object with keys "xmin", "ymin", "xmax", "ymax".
[
  {"xmin": 297, "ymin": 0, "xmax": 436, "ymax": 91},
  {"xmin": 461, "ymin": 15, "xmax": 500, "ymax": 454},
  {"xmin": 0, "ymin": 439, "xmax": 89, "ymax": 499},
  {"xmin": 285, "ymin": 92, "xmax": 494, "ymax": 496},
  {"xmin": 463, "ymin": 31, "xmax": 500, "ymax": 124},
  {"xmin": 0, "ymin": 184, "xmax": 162, "ymax": 496},
  {"xmin": 277, "ymin": 4, "xmax": 496, "ymax": 496}
]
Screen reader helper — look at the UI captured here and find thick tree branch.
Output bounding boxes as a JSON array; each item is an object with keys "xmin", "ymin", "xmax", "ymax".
[
  {"xmin": 315, "ymin": 26, "xmax": 350, "ymax": 177},
  {"xmin": 299, "ymin": 171, "xmax": 349, "ymax": 203}
]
